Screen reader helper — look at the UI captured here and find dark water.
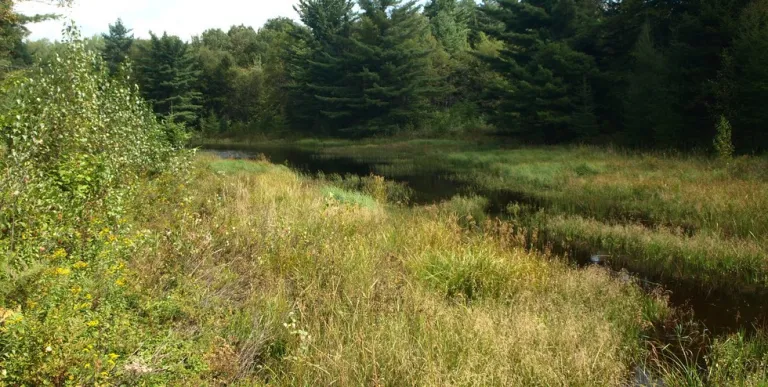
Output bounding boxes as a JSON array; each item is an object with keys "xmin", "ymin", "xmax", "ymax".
[{"xmin": 203, "ymin": 144, "xmax": 768, "ymax": 337}]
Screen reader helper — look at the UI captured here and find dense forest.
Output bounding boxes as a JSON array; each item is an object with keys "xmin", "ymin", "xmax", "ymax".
[{"xmin": 4, "ymin": 0, "xmax": 768, "ymax": 151}]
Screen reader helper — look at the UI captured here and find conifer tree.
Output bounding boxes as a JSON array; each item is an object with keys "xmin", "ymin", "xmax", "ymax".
[
  {"xmin": 623, "ymin": 24, "xmax": 681, "ymax": 147},
  {"xmin": 289, "ymin": 0, "xmax": 356, "ymax": 133},
  {"xmin": 139, "ymin": 33, "xmax": 202, "ymax": 126},
  {"xmin": 425, "ymin": 0, "xmax": 470, "ymax": 54},
  {"xmin": 102, "ymin": 18, "xmax": 134, "ymax": 75},
  {"xmin": 345, "ymin": 0, "xmax": 444, "ymax": 134},
  {"xmin": 482, "ymin": 0, "xmax": 600, "ymax": 143}
]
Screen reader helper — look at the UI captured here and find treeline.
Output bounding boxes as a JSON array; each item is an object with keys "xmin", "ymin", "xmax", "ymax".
[{"xmin": 6, "ymin": 0, "xmax": 768, "ymax": 151}]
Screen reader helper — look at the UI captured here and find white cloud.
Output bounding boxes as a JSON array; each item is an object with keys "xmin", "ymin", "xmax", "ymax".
[{"xmin": 15, "ymin": 0, "xmax": 300, "ymax": 41}]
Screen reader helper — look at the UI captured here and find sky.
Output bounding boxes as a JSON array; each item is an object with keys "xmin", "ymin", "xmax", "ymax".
[{"xmin": 15, "ymin": 0, "xmax": 301, "ymax": 41}]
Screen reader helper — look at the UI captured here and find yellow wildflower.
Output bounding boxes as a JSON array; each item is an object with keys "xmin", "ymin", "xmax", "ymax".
[
  {"xmin": 51, "ymin": 248, "xmax": 67, "ymax": 260},
  {"xmin": 108, "ymin": 353, "xmax": 119, "ymax": 361},
  {"xmin": 54, "ymin": 267, "xmax": 71, "ymax": 276},
  {"xmin": 73, "ymin": 261, "xmax": 88, "ymax": 269},
  {"xmin": 70, "ymin": 285, "xmax": 82, "ymax": 295},
  {"xmin": 115, "ymin": 278, "xmax": 126, "ymax": 287},
  {"xmin": 87, "ymin": 320, "xmax": 99, "ymax": 327},
  {"xmin": 0, "ymin": 307, "xmax": 22, "ymax": 325}
]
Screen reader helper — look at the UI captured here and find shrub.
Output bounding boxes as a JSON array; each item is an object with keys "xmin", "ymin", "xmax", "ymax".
[
  {"xmin": 0, "ymin": 25, "xmax": 184, "ymax": 383},
  {"xmin": 714, "ymin": 115, "xmax": 735, "ymax": 160}
]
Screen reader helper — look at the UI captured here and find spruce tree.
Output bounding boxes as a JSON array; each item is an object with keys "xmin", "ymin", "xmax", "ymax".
[
  {"xmin": 623, "ymin": 24, "xmax": 681, "ymax": 147},
  {"xmin": 139, "ymin": 33, "xmax": 203, "ymax": 126},
  {"xmin": 289, "ymin": 0, "xmax": 356, "ymax": 134},
  {"xmin": 425, "ymin": 0, "xmax": 470, "ymax": 54},
  {"xmin": 340, "ymin": 0, "xmax": 443, "ymax": 134},
  {"xmin": 482, "ymin": 0, "xmax": 600, "ymax": 143},
  {"xmin": 102, "ymin": 18, "xmax": 134, "ymax": 75}
]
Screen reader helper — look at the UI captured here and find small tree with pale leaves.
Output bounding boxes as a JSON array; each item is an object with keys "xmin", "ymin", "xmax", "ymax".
[{"xmin": 714, "ymin": 115, "xmax": 735, "ymax": 160}]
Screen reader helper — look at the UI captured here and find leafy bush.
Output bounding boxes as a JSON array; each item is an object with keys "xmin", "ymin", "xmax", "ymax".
[
  {"xmin": 0, "ymin": 25, "xmax": 184, "ymax": 383},
  {"xmin": 714, "ymin": 115, "xmax": 735, "ymax": 160}
]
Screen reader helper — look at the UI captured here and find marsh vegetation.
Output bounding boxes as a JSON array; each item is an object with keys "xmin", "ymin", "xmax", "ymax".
[{"xmin": 3, "ymin": 0, "xmax": 768, "ymax": 384}]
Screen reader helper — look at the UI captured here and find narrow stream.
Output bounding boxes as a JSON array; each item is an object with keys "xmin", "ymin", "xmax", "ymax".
[{"xmin": 203, "ymin": 144, "xmax": 768, "ymax": 338}]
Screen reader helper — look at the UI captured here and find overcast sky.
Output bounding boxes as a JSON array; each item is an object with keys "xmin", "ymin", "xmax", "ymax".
[{"xmin": 15, "ymin": 0, "xmax": 301, "ymax": 41}]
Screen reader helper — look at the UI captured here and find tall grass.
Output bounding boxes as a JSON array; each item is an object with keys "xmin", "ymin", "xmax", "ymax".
[
  {"xmin": 293, "ymin": 141, "xmax": 768, "ymax": 292},
  {"xmin": 121, "ymin": 154, "xmax": 662, "ymax": 384}
]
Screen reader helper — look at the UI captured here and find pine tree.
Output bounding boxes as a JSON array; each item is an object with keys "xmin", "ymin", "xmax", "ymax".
[
  {"xmin": 289, "ymin": 0, "xmax": 356, "ymax": 134},
  {"xmin": 139, "ymin": 33, "xmax": 203, "ymax": 126},
  {"xmin": 326, "ymin": 0, "xmax": 443, "ymax": 134},
  {"xmin": 623, "ymin": 24, "xmax": 681, "ymax": 147},
  {"xmin": 482, "ymin": 0, "xmax": 600, "ymax": 143},
  {"xmin": 724, "ymin": 0, "xmax": 768, "ymax": 152},
  {"xmin": 102, "ymin": 18, "xmax": 134, "ymax": 75},
  {"xmin": 424, "ymin": 0, "xmax": 470, "ymax": 54}
]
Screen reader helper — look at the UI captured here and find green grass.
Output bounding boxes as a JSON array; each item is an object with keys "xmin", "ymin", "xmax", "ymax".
[
  {"xmin": 5, "ymin": 151, "xmax": 767, "ymax": 384},
  {"xmin": 320, "ymin": 185, "xmax": 379, "ymax": 208},
  {"xmin": 209, "ymin": 158, "xmax": 281, "ymax": 174},
  {"xmin": 272, "ymin": 140, "xmax": 768, "ymax": 293},
  {"xmin": 111, "ymin": 154, "xmax": 664, "ymax": 384}
]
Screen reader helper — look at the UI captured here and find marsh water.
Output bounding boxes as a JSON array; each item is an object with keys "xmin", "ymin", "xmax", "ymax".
[{"xmin": 204, "ymin": 144, "xmax": 767, "ymax": 338}]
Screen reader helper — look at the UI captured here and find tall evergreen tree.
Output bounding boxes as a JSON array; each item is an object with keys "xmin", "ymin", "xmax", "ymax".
[
  {"xmin": 288, "ymin": 0, "xmax": 356, "ymax": 133},
  {"xmin": 291, "ymin": 0, "xmax": 443, "ymax": 135},
  {"xmin": 482, "ymin": 0, "xmax": 600, "ymax": 143},
  {"xmin": 424, "ymin": 0, "xmax": 470, "ymax": 54},
  {"xmin": 344, "ymin": 0, "xmax": 442, "ymax": 134},
  {"xmin": 623, "ymin": 24, "xmax": 681, "ymax": 147},
  {"xmin": 720, "ymin": 0, "xmax": 768, "ymax": 152},
  {"xmin": 139, "ymin": 33, "xmax": 202, "ymax": 126},
  {"xmin": 102, "ymin": 18, "xmax": 134, "ymax": 75}
]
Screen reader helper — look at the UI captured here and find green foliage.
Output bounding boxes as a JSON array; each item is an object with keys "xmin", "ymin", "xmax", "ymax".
[
  {"xmin": 0, "ymin": 0, "xmax": 58, "ymax": 78},
  {"xmin": 624, "ymin": 24, "xmax": 681, "ymax": 147},
  {"xmin": 288, "ymin": 0, "xmax": 355, "ymax": 134},
  {"xmin": 0, "ymin": 24, "xmax": 184, "ymax": 383},
  {"xmin": 46, "ymin": 0, "xmax": 768, "ymax": 149},
  {"xmin": 292, "ymin": 0, "xmax": 445, "ymax": 135},
  {"xmin": 482, "ymin": 0, "xmax": 600, "ymax": 142},
  {"xmin": 139, "ymin": 32, "xmax": 202, "ymax": 126},
  {"xmin": 714, "ymin": 115, "xmax": 735, "ymax": 160},
  {"xmin": 425, "ymin": 0, "xmax": 470, "ymax": 54},
  {"xmin": 190, "ymin": 19, "xmax": 300, "ymax": 135},
  {"xmin": 719, "ymin": 0, "xmax": 768, "ymax": 152},
  {"xmin": 102, "ymin": 18, "xmax": 134, "ymax": 75}
]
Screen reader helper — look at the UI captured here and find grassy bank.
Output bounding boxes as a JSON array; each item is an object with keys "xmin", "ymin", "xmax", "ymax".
[
  {"xmin": 4, "ymin": 153, "xmax": 768, "ymax": 384},
  {"xmin": 132, "ymin": 155, "xmax": 655, "ymax": 384},
  {"xmin": 222, "ymin": 138, "xmax": 768, "ymax": 293}
]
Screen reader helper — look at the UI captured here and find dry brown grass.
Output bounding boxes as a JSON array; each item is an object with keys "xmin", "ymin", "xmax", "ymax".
[{"xmin": 122, "ymin": 154, "xmax": 657, "ymax": 385}]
